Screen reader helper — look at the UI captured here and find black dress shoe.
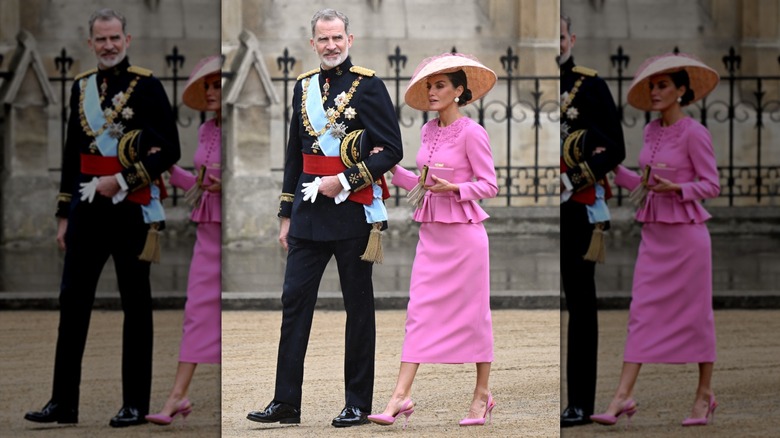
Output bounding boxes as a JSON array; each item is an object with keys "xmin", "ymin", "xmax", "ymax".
[
  {"xmin": 561, "ymin": 405, "xmax": 592, "ymax": 427},
  {"xmin": 332, "ymin": 406, "xmax": 369, "ymax": 427},
  {"xmin": 247, "ymin": 401, "xmax": 301, "ymax": 424},
  {"xmin": 109, "ymin": 406, "xmax": 148, "ymax": 427},
  {"xmin": 24, "ymin": 400, "xmax": 78, "ymax": 424}
]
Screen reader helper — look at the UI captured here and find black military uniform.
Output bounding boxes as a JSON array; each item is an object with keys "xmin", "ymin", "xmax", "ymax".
[
  {"xmin": 25, "ymin": 56, "xmax": 180, "ymax": 427},
  {"xmin": 560, "ymin": 56, "xmax": 625, "ymax": 426},
  {"xmin": 253, "ymin": 57, "xmax": 402, "ymax": 426}
]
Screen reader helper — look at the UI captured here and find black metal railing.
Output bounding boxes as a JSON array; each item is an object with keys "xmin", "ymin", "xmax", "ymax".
[
  {"xmin": 601, "ymin": 46, "xmax": 780, "ymax": 206},
  {"xmin": 271, "ymin": 46, "xmax": 559, "ymax": 207}
]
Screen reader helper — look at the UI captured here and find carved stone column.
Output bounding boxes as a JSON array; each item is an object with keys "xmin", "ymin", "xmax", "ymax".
[
  {"xmin": 222, "ymin": 30, "xmax": 280, "ymax": 244},
  {"xmin": 0, "ymin": 31, "xmax": 57, "ymax": 244}
]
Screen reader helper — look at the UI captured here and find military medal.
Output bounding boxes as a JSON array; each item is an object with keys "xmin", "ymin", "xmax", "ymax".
[
  {"xmin": 330, "ymin": 121, "xmax": 347, "ymax": 139},
  {"xmin": 322, "ymin": 78, "xmax": 330, "ymax": 101},
  {"xmin": 344, "ymin": 107, "xmax": 357, "ymax": 120},
  {"xmin": 108, "ymin": 121, "xmax": 125, "ymax": 139},
  {"xmin": 334, "ymin": 91, "xmax": 347, "ymax": 107},
  {"xmin": 301, "ymin": 75, "xmax": 363, "ymax": 138}
]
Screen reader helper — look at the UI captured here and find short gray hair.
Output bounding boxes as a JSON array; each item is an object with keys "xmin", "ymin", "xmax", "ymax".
[
  {"xmin": 88, "ymin": 8, "xmax": 127, "ymax": 37},
  {"xmin": 310, "ymin": 9, "xmax": 350, "ymax": 37},
  {"xmin": 561, "ymin": 14, "xmax": 572, "ymax": 34}
]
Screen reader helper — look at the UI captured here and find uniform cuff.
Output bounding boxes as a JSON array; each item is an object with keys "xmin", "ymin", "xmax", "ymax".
[{"xmin": 337, "ymin": 173, "xmax": 351, "ymax": 191}]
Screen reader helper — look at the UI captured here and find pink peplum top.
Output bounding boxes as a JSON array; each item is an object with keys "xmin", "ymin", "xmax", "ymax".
[
  {"xmin": 168, "ymin": 118, "xmax": 221, "ymax": 224},
  {"xmin": 391, "ymin": 117, "xmax": 498, "ymax": 223},
  {"xmin": 613, "ymin": 116, "xmax": 720, "ymax": 224}
]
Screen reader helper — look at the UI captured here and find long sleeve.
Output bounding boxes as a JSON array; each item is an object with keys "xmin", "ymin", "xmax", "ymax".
[
  {"xmin": 168, "ymin": 165, "xmax": 196, "ymax": 191},
  {"xmin": 56, "ymin": 81, "xmax": 84, "ymax": 218},
  {"xmin": 613, "ymin": 164, "xmax": 642, "ymax": 191},
  {"xmin": 120, "ymin": 78, "xmax": 181, "ymax": 192},
  {"xmin": 679, "ymin": 124, "xmax": 720, "ymax": 202},
  {"xmin": 390, "ymin": 165, "xmax": 421, "ymax": 192},
  {"xmin": 455, "ymin": 124, "xmax": 498, "ymax": 202}
]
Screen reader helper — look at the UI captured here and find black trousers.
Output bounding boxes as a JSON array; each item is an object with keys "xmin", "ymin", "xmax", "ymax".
[
  {"xmin": 274, "ymin": 234, "xmax": 376, "ymax": 411},
  {"xmin": 51, "ymin": 197, "xmax": 153, "ymax": 413},
  {"xmin": 560, "ymin": 201, "xmax": 598, "ymax": 415}
]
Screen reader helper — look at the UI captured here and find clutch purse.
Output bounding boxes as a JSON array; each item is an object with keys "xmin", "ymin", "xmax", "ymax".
[
  {"xmin": 424, "ymin": 164, "xmax": 454, "ymax": 186},
  {"xmin": 198, "ymin": 164, "xmax": 221, "ymax": 187},
  {"xmin": 645, "ymin": 164, "xmax": 677, "ymax": 186}
]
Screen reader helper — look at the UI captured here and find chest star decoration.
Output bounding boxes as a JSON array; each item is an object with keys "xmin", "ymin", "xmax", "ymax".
[
  {"xmin": 344, "ymin": 107, "xmax": 357, "ymax": 120},
  {"xmin": 333, "ymin": 91, "xmax": 347, "ymax": 108},
  {"xmin": 565, "ymin": 106, "xmax": 579, "ymax": 120}
]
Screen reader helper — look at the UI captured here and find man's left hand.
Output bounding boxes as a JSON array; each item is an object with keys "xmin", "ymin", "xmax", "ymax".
[
  {"xmin": 318, "ymin": 175, "xmax": 344, "ymax": 198},
  {"xmin": 96, "ymin": 175, "xmax": 121, "ymax": 197}
]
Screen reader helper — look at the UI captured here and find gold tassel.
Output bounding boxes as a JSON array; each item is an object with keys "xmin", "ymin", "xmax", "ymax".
[
  {"xmin": 406, "ymin": 182, "xmax": 425, "ymax": 208},
  {"xmin": 138, "ymin": 222, "xmax": 161, "ymax": 263},
  {"xmin": 583, "ymin": 222, "xmax": 606, "ymax": 263},
  {"xmin": 360, "ymin": 222, "xmax": 384, "ymax": 264}
]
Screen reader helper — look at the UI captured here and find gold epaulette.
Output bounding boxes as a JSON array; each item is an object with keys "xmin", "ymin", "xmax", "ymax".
[
  {"xmin": 350, "ymin": 66, "xmax": 375, "ymax": 77},
  {"xmin": 297, "ymin": 68, "xmax": 320, "ymax": 81},
  {"xmin": 573, "ymin": 66, "xmax": 598, "ymax": 77},
  {"xmin": 128, "ymin": 66, "xmax": 153, "ymax": 77},
  {"xmin": 74, "ymin": 68, "xmax": 98, "ymax": 80}
]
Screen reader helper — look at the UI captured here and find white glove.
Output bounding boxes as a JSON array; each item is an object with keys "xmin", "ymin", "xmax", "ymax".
[
  {"xmin": 78, "ymin": 177, "xmax": 98, "ymax": 203},
  {"xmin": 334, "ymin": 189, "xmax": 349, "ymax": 204},
  {"xmin": 301, "ymin": 177, "xmax": 321, "ymax": 203}
]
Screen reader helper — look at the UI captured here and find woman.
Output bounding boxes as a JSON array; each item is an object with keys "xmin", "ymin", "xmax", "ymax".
[
  {"xmin": 591, "ymin": 53, "xmax": 720, "ymax": 427},
  {"xmin": 146, "ymin": 55, "xmax": 222, "ymax": 425},
  {"xmin": 367, "ymin": 53, "xmax": 498, "ymax": 428}
]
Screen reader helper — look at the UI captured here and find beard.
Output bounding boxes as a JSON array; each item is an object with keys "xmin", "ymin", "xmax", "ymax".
[
  {"xmin": 557, "ymin": 50, "xmax": 571, "ymax": 67},
  {"xmin": 96, "ymin": 46, "xmax": 126, "ymax": 69},
  {"xmin": 319, "ymin": 48, "xmax": 348, "ymax": 69}
]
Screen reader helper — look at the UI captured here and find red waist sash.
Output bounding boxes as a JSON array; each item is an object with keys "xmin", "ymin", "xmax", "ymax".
[
  {"xmin": 302, "ymin": 154, "xmax": 389, "ymax": 206},
  {"xmin": 80, "ymin": 154, "xmax": 151, "ymax": 205}
]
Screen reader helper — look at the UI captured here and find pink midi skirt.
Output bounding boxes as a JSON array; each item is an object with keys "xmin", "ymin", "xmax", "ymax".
[
  {"xmin": 624, "ymin": 222, "xmax": 716, "ymax": 363},
  {"xmin": 401, "ymin": 222, "xmax": 493, "ymax": 363},
  {"xmin": 179, "ymin": 222, "xmax": 221, "ymax": 363}
]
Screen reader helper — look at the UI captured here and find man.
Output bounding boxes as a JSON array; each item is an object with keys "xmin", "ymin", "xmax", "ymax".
[
  {"xmin": 24, "ymin": 9, "xmax": 180, "ymax": 427},
  {"xmin": 246, "ymin": 8, "xmax": 402, "ymax": 428},
  {"xmin": 559, "ymin": 14, "xmax": 625, "ymax": 427}
]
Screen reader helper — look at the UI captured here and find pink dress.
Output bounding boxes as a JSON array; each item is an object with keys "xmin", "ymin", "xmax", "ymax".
[
  {"xmin": 391, "ymin": 117, "xmax": 498, "ymax": 363},
  {"xmin": 168, "ymin": 118, "xmax": 221, "ymax": 364},
  {"xmin": 613, "ymin": 116, "xmax": 719, "ymax": 363}
]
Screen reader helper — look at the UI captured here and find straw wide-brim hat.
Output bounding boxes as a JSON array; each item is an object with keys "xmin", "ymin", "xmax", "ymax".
[
  {"xmin": 182, "ymin": 55, "xmax": 221, "ymax": 111},
  {"xmin": 404, "ymin": 53, "xmax": 497, "ymax": 111},
  {"xmin": 627, "ymin": 52, "xmax": 719, "ymax": 111}
]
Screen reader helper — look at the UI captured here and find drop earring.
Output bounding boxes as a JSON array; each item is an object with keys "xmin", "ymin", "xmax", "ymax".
[
  {"xmin": 677, "ymin": 96, "xmax": 682, "ymax": 103},
  {"xmin": 454, "ymin": 96, "xmax": 460, "ymax": 103}
]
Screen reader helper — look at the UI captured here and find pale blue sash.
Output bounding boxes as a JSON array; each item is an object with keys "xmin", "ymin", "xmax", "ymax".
[
  {"xmin": 303, "ymin": 76, "xmax": 387, "ymax": 223},
  {"xmin": 82, "ymin": 74, "xmax": 164, "ymax": 223},
  {"xmin": 83, "ymin": 74, "xmax": 118, "ymax": 156},
  {"xmin": 586, "ymin": 183, "xmax": 611, "ymax": 224},
  {"xmin": 304, "ymin": 75, "xmax": 340, "ymax": 156}
]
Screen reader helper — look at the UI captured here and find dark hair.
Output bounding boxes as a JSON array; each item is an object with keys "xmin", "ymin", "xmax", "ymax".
[
  {"xmin": 88, "ymin": 8, "xmax": 127, "ymax": 37},
  {"xmin": 445, "ymin": 70, "xmax": 472, "ymax": 106},
  {"xmin": 668, "ymin": 69, "xmax": 695, "ymax": 106}
]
